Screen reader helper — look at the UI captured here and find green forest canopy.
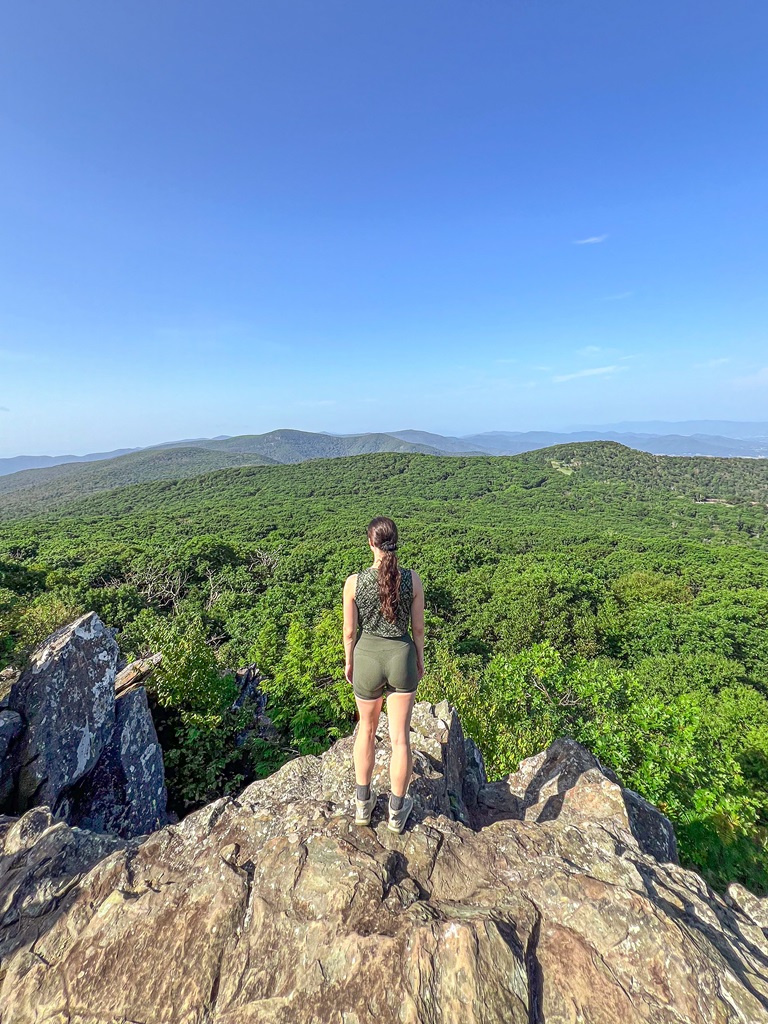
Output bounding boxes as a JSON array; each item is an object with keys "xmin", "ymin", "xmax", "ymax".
[{"xmin": 1, "ymin": 441, "xmax": 767, "ymax": 894}]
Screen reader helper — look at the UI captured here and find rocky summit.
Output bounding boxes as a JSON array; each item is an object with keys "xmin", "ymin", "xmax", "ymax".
[{"xmin": 1, "ymin": 666, "xmax": 768, "ymax": 1023}]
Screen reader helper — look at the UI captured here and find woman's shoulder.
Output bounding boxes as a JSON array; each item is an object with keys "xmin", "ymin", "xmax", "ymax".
[{"xmin": 400, "ymin": 566, "xmax": 420, "ymax": 588}]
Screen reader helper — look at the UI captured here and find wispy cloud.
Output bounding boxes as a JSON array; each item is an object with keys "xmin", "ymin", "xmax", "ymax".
[
  {"xmin": 603, "ymin": 291, "xmax": 632, "ymax": 301},
  {"xmin": 573, "ymin": 234, "xmax": 608, "ymax": 245},
  {"xmin": 578, "ymin": 345, "xmax": 601, "ymax": 356},
  {"xmin": 493, "ymin": 357, "xmax": 517, "ymax": 365},
  {"xmin": 553, "ymin": 365, "xmax": 624, "ymax": 383},
  {"xmin": 694, "ymin": 357, "xmax": 730, "ymax": 369}
]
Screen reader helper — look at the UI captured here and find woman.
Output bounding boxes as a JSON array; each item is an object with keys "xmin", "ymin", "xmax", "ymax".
[{"xmin": 343, "ymin": 516, "xmax": 425, "ymax": 834}]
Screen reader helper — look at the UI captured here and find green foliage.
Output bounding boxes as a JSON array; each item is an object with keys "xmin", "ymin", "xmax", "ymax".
[
  {"xmin": 13, "ymin": 590, "xmax": 84, "ymax": 658},
  {"xmin": 0, "ymin": 588, "xmax": 17, "ymax": 667},
  {"xmin": 147, "ymin": 694, "xmax": 290, "ymax": 815},
  {"xmin": 478, "ymin": 565, "xmax": 607, "ymax": 658},
  {"xmin": 611, "ymin": 569, "xmax": 693, "ymax": 607},
  {"xmin": 119, "ymin": 612, "xmax": 261, "ymax": 813},
  {"xmin": 263, "ymin": 609, "xmax": 356, "ymax": 754},
  {"xmin": 0, "ymin": 446, "xmax": 272, "ymax": 518},
  {"xmin": 128, "ymin": 612, "xmax": 237, "ymax": 713},
  {"xmin": 161, "ymin": 707, "xmax": 249, "ymax": 811}
]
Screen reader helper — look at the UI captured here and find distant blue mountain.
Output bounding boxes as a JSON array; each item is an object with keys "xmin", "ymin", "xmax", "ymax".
[
  {"xmin": 460, "ymin": 430, "xmax": 768, "ymax": 458},
  {"xmin": 570, "ymin": 420, "xmax": 768, "ymax": 439},
  {"xmin": 0, "ymin": 448, "xmax": 140, "ymax": 476}
]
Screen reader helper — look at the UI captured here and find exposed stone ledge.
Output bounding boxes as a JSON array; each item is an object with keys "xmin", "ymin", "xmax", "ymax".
[{"xmin": 1, "ymin": 698, "xmax": 766, "ymax": 1023}]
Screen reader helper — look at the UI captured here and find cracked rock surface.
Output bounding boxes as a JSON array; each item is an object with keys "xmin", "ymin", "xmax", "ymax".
[{"xmin": 1, "ymin": 700, "xmax": 767, "ymax": 1023}]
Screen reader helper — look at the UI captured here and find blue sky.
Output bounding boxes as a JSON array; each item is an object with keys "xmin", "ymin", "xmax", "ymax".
[{"xmin": 1, "ymin": 1, "xmax": 767, "ymax": 456}]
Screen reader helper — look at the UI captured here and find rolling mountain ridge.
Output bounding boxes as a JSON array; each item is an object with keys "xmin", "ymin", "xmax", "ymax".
[
  {"xmin": 1, "ymin": 426, "xmax": 766, "ymax": 518},
  {"xmin": 4, "ymin": 423, "xmax": 767, "ymax": 483}
]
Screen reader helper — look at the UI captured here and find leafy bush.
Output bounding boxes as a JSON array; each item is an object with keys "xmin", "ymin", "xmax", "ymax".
[
  {"xmin": 262, "ymin": 609, "xmax": 356, "ymax": 754},
  {"xmin": 13, "ymin": 590, "xmax": 84, "ymax": 658}
]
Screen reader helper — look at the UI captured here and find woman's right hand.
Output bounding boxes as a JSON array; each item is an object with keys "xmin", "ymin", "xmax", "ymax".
[{"xmin": 417, "ymin": 655, "xmax": 425, "ymax": 681}]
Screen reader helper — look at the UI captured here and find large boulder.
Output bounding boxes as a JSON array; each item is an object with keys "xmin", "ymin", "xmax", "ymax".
[
  {"xmin": 1, "ymin": 701, "xmax": 767, "ymax": 1023},
  {"xmin": 477, "ymin": 736, "xmax": 679, "ymax": 862},
  {"xmin": 61, "ymin": 686, "xmax": 169, "ymax": 838},
  {"xmin": 1, "ymin": 613, "xmax": 168, "ymax": 840},
  {"xmin": 6, "ymin": 612, "xmax": 118, "ymax": 811}
]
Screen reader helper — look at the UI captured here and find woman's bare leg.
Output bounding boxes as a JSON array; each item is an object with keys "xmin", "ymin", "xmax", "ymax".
[
  {"xmin": 386, "ymin": 691, "xmax": 416, "ymax": 797},
  {"xmin": 354, "ymin": 695, "xmax": 384, "ymax": 786}
]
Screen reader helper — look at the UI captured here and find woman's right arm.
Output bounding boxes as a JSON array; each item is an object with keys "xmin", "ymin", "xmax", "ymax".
[
  {"xmin": 343, "ymin": 574, "xmax": 358, "ymax": 684},
  {"xmin": 411, "ymin": 571, "xmax": 425, "ymax": 679}
]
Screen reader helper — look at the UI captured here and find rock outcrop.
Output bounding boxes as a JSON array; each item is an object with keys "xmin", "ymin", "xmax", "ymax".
[
  {"xmin": 0, "ymin": 613, "xmax": 168, "ymax": 838},
  {"xmin": 476, "ymin": 735, "xmax": 679, "ymax": 862},
  {"xmin": 62, "ymin": 685, "xmax": 168, "ymax": 838},
  {"xmin": 1, "ymin": 699, "xmax": 767, "ymax": 1023},
  {"xmin": 6, "ymin": 612, "xmax": 118, "ymax": 810},
  {"xmin": 114, "ymin": 651, "xmax": 162, "ymax": 697}
]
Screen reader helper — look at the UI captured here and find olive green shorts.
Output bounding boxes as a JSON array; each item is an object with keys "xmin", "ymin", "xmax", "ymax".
[{"xmin": 352, "ymin": 631, "xmax": 419, "ymax": 702}]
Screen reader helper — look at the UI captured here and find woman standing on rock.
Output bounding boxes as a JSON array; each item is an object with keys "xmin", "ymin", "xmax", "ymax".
[{"xmin": 343, "ymin": 516, "xmax": 425, "ymax": 834}]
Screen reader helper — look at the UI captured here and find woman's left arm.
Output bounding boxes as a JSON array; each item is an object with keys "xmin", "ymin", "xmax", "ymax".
[{"xmin": 343, "ymin": 574, "xmax": 358, "ymax": 684}]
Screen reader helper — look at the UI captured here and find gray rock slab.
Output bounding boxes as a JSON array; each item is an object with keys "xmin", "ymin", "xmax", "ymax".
[
  {"xmin": 7, "ymin": 612, "xmax": 118, "ymax": 810},
  {"xmin": 64, "ymin": 686, "xmax": 169, "ymax": 839}
]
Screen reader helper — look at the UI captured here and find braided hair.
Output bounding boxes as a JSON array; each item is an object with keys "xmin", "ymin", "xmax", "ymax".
[{"xmin": 367, "ymin": 516, "xmax": 400, "ymax": 623}]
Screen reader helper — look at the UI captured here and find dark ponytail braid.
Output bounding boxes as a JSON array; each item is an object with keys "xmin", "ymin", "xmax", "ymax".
[{"xmin": 367, "ymin": 516, "xmax": 400, "ymax": 623}]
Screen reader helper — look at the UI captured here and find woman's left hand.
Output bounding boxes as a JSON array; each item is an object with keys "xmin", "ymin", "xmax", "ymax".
[{"xmin": 345, "ymin": 661, "xmax": 353, "ymax": 684}]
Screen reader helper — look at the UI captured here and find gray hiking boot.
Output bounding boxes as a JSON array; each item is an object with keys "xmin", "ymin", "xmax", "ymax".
[
  {"xmin": 387, "ymin": 794, "xmax": 414, "ymax": 834},
  {"xmin": 355, "ymin": 790, "xmax": 376, "ymax": 826}
]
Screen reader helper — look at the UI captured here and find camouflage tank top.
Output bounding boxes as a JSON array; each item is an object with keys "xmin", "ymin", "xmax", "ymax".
[{"xmin": 355, "ymin": 566, "xmax": 414, "ymax": 638}]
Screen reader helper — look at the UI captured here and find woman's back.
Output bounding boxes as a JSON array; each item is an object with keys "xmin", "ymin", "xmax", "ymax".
[{"xmin": 355, "ymin": 566, "xmax": 413, "ymax": 637}]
